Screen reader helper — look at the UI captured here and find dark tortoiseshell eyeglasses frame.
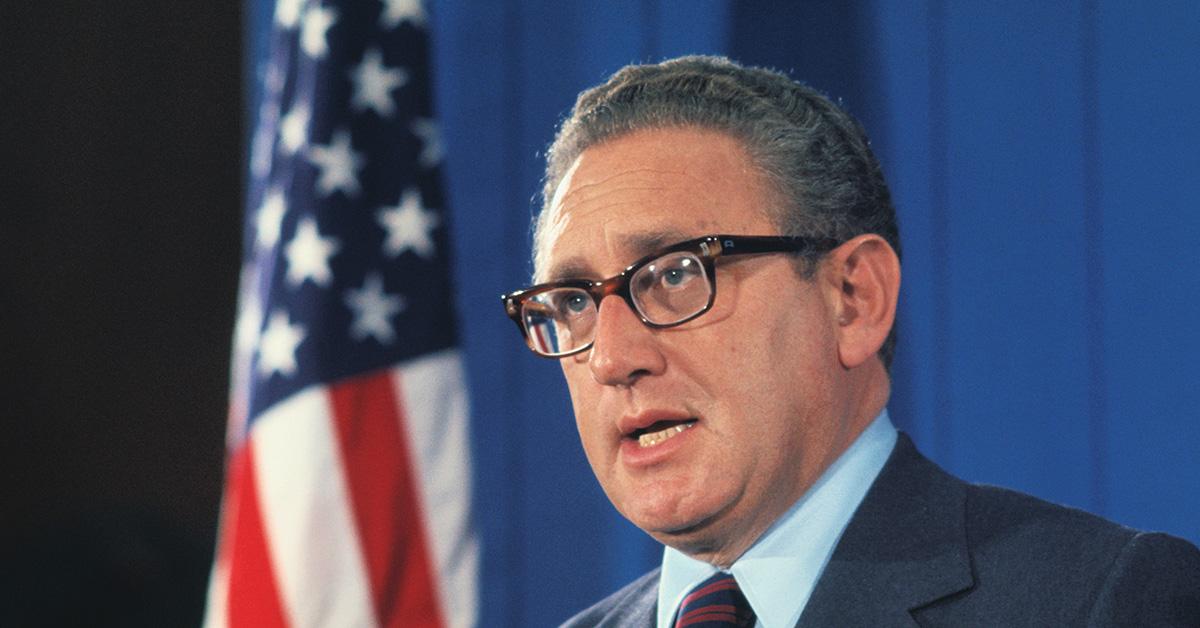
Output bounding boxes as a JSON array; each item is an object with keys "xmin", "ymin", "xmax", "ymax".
[{"xmin": 500, "ymin": 234, "xmax": 842, "ymax": 358}]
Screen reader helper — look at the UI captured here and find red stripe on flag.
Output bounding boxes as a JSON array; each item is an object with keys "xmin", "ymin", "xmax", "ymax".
[
  {"xmin": 224, "ymin": 445, "xmax": 289, "ymax": 628},
  {"xmin": 329, "ymin": 371, "xmax": 445, "ymax": 628}
]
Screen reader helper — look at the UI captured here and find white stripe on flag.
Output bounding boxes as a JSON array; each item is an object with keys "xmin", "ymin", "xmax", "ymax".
[
  {"xmin": 395, "ymin": 349, "xmax": 479, "ymax": 628},
  {"xmin": 202, "ymin": 551, "xmax": 230, "ymax": 628},
  {"xmin": 252, "ymin": 386, "xmax": 378, "ymax": 628}
]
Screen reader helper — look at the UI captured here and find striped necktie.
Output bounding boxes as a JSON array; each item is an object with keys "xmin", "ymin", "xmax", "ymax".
[{"xmin": 674, "ymin": 572, "xmax": 756, "ymax": 627}]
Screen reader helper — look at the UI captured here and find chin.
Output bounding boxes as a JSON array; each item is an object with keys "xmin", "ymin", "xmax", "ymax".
[
  {"xmin": 649, "ymin": 521, "xmax": 732, "ymax": 561},
  {"xmin": 624, "ymin": 498, "xmax": 731, "ymax": 546}
]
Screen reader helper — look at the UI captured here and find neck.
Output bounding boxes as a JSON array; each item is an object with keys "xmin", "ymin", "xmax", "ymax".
[{"xmin": 675, "ymin": 359, "xmax": 892, "ymax": 568}]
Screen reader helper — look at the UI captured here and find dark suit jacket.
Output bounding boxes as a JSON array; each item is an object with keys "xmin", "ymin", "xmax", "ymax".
[{"xmin": 562, "ymin": 434, "xmax": 1200, "ymax": 627}]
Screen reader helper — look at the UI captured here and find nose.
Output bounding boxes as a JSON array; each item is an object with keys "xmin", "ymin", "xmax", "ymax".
[{"xmin": 587, "ymin": 294, "xmax": 666, "ymax": 386}]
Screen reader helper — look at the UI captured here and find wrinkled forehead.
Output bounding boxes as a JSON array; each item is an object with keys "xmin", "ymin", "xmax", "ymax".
[
  {"xmin": 532, "ymin": 128, "xmax": 776, "ymax": 283},
  {"xmin": 533, "ymin": 168, "xmax": 703, "ymax": 282}
]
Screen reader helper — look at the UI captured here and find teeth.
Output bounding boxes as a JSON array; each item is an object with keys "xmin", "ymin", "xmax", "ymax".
[{"xmin": 637, "ymin": 422, "xmax": 694, "ymax": 448}]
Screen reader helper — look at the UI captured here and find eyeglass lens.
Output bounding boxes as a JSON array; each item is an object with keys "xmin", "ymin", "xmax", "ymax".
[
  {"xmin": 521, "ymin": 251, "xmax": 713, "ymax": 356},
  {"xmin": 522, "ymin": 288, "xmax": 596, "ymax": 356}
]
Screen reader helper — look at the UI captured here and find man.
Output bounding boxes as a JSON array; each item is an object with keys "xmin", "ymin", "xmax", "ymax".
[{"xmin": 500, "ymin": 56, "xmax": 1200, "ymax": 627}]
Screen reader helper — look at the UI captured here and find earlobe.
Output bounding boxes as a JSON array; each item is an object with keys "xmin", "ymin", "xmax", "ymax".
[{"xmin": 829, "ymin": 235, "xmax": 900, "ymax": 369}]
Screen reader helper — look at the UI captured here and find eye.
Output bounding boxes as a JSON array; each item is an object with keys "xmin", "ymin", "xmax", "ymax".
[
  {"xmin": 662, "ymin": 267, "xmax": 687, "ymax": 286},
  {"xmin": 657, "ymin": 258, "xmax": 699, "ymax": 290},
  {"xmin": 565, "ymin": 293, "xmax": 588, "ymax": 312},
  {"xmin": 556, "ymin": 291, "xmax": 592, "ymax": 317}
]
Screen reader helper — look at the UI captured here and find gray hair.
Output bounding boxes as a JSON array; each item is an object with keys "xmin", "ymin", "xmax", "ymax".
[{"xmin": 536, "ymin": 55, "xmax": 900, "ymax": 368}]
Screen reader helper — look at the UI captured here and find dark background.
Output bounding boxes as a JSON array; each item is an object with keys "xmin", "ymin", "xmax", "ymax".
[{"xmin": 1, "ymin": 4, "xmax": 239, "ymax": 624}]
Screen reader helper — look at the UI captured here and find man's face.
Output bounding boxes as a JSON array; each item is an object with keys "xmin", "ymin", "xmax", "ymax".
[{"xmin": 538, "ymin": 127, "xmax": 857, "ymax": 564}]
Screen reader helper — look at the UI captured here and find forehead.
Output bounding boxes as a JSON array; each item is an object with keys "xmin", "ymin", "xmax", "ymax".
[{"xmin": 538, "ymin": 127, "xmax": 777, "ymax": 281}]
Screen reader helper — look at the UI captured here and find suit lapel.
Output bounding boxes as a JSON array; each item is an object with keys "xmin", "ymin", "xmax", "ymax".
[
  {"xmin": 796, "ymin": 435, "xmax": 974, "ymax": 627},
  {"xmin": 596, "ymin": 568, "xmax": 659, "ymax": 628}
]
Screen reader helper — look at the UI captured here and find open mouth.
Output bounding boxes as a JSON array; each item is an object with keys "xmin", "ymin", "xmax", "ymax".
[{"xmin": 629, "ymin": 419, "xmax": 697, "ymax": 448}]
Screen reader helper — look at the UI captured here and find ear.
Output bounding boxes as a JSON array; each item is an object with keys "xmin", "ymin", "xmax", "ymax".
[{"xmin": 822, "ymin": 234, "xmax": 901, "ymax": 369}]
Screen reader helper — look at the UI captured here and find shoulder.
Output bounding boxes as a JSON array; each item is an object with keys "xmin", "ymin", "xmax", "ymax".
[
  {"xmin": 877, "ymin": 436, "xmax": 1200, "ymax": 623},
  {"xmin": 963, "ymin": 481, "xmax": 1136, "ymax": 564},
  {"xmin": 889, "ymin": 434, "xmax": 1197, "ymax": 578},
  {"xmin": 560, "ymin": 568, "xmax": 661, "ymax": 628},
  {"xmin": 956, "ymin": 480, "xmax": 1200, "ymax": 623},
  {"xmin": 963, "ymin": 480, "xmax": 1200, "ymax": 571},
  {"xmin": 1086, "ymin": 530, "xmax": 1200, "ymax": 624}
]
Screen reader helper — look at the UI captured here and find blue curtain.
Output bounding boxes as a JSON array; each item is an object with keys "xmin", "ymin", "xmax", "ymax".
[{"xmin": 250, "ymin": 1, "xmax": 1200, "ymax": 624}]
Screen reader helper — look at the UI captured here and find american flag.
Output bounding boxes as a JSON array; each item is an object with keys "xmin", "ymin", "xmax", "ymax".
[{"xmin": 205, "ymin": 0, "xmax": 478, "ymax": 626}]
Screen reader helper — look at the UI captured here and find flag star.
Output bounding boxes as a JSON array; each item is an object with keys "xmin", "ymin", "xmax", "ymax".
[
  {"xmin": 301, "ymin": 4, "xmax": 337, "ymax": 59},
  {"xmin": 307, "ymin": 130, "xmax": 363, "ymax": 196},
  {"xmin": 411, "ymin": 118, "xmax": 443, "ymax": 168},
  {"xmin": 279, "ymin": 102, "xmax": 310, "ymax": 155},
  {"xmin": 257, "ymin": 310, "xmax": 307, "ymax": 377},
  {"xmin": 380, "ymin": 0, "xmax": 426, "ymax": 29},
  {"xmin": 344, "ymin": 272, "xmax": 407, "ymax": 344},
  {"xmin": 275, "ymin": 0, "xmax": 306, "ymax": 28},
  {"xmin": 254, "ymin": 187, "xmax": 287, "ymax": 251},
  {"xmin": 285, "ymin": 217, "xmax": 340, "ymax": 286},
  {"xmin": 351, "ymin": 48, "xmax": 409, "ymax": 117},
  {"xmin": 377, "ymin": 188, "xmax": 438, "ymax": 259}
]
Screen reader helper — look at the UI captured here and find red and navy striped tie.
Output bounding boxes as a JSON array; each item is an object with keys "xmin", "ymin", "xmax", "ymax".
[{"xmin": 674, "ymin": 572, "xmax": 756, "ymax": 627}]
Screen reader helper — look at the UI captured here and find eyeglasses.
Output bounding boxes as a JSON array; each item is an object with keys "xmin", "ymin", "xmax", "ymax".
[{"xmin": 500, "ymin": 234, "xmax": 841, "ymax": 358}]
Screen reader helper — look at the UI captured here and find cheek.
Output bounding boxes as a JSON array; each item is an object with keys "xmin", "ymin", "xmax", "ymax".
[
  {"xmin": 561, "ymin": 358, "xmax": 593, "ymax": 404},
  {"xmin": 563, "ymin": 364, "xmax": 610, "ymax": 455},
  {"xmin": 570, "ymin": 403, "xmax": 610, "ymax": 479},
  {"xmin": 717, "ymin": 305, "xmax": 834, "ymax": 432}
]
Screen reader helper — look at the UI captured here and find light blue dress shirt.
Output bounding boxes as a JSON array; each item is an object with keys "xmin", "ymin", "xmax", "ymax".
[{"xmin": 656, "ymin": 410, "xmax": 898, "ymax": 628}]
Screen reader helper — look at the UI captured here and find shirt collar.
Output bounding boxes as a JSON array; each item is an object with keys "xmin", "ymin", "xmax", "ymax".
[{"xmin": 656, "ymin": 410, "xmax": 897, "ymax": 628}]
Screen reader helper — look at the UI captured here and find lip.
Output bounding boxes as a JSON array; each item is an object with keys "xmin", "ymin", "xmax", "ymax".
[
  {"xmin": 617, "ymin": 409, "xmax": 698, "ymax": 468},
  {"xmin": 618, "ymin": 422, "xmax": 696, "ymax": 467},
  {"xmin": 617, "ymin": 409, "xmax": 694, "ymax": 437}
]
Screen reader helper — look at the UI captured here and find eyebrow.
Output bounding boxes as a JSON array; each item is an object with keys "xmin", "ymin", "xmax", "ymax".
[{"xmin": 543, "ymin": 229, "xmax": 689, "ymax": 283}]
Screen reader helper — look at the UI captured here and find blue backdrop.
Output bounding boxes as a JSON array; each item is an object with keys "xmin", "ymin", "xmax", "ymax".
[{"xmin": 248, "ymin": 2, "xmax": 1199, "ymax": 625}]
